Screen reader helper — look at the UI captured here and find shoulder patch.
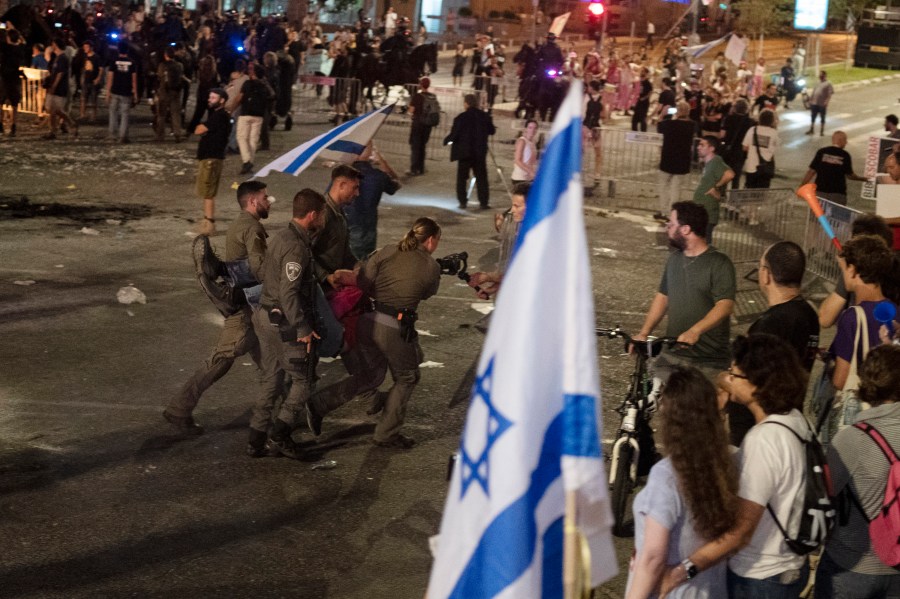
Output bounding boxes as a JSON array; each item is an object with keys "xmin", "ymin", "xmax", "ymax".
[{"xmin": 285, "ymin": 261, "xmax": 302, "ymax": 282}]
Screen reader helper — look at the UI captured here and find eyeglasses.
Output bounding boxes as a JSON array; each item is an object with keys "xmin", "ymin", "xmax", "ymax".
[{"xmin": 727, "ymin": 369, "xmax": 749, "ymax": 380}]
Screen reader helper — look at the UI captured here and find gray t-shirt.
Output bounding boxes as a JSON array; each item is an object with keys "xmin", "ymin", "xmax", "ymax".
[
  {"xmin": 659, "ymin": 247, "xmax": 736, "ymax": 365},
  {"xmin": 628, "ymin": 457, "xmax": 728, "ymax": 598}
]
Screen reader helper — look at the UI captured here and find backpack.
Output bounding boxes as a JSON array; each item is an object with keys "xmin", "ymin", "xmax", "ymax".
[
  {"xmin": 420, "ymin": 92, "xmax": 440, "ymax": 127},
  {"xmin": 852, "ymin": 422, "xmax": 900, "ymax": 568},
  {"xmin": 764, "ymin": 419, "xmax": 837, "ymax": 555}
]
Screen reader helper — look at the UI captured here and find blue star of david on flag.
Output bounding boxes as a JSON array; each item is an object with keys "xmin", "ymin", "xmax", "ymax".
[{"xmin": 459, "ymin": 357, "xmax": 513, "ymax": 499}]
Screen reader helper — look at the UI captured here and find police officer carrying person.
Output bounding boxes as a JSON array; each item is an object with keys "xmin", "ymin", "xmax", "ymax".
[
  {"xmin": 164, "ymin": 181, "xmax": 272, "ymax": 435},
  {"xmin": 306, "ymin": 217, "xmax": 443, "ymax": 449},
  {"xmin": 247, "ymin": 189, "xmax": 326, "ymax": 459}
]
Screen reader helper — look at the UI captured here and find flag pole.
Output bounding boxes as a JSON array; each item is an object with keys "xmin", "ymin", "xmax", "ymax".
[{"xmin": 564, "ymin": 490, "xmax": 577, "ymax": 599}]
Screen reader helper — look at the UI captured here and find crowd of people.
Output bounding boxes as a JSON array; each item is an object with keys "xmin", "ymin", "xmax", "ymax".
[{"xmin": 620, "ymin": 196, "xmax": 900, "ymax": 598}]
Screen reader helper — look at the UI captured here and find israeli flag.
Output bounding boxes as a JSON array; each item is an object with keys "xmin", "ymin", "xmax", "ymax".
[
  {"xmin": 253, "ymin": 103, "xmax": 395, "ymax": 178},
  {"xmin": 427, "ymin": 81, "xmax": 617, "ymax": 599}
]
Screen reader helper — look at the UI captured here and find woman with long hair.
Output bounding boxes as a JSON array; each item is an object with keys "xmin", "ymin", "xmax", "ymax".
[
  {"xmin": 511, "ymin": 119, "xmax": 538, "ymax": 184},
  {"xmin": 660, "ymin": 334, "xmax": 814, "ymax": 598},
  {"xmin": 626, "ymin": 366, "xmax": 737, "ymax": 599},
  {"xmin": 187, "ymin": 55, "xmax": 220, "ymax": 133}
]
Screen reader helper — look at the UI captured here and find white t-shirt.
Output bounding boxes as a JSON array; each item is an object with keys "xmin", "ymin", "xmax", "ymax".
[
  {"xmin": 729, "ymin": 409, "xmax": 809, "ymax": 579},
  {"xmin": 742, "ymin": 125, "xmax": 779, "ymax": 174}
]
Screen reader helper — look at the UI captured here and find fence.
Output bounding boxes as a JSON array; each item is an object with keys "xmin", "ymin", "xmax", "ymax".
[
  {"xmin": 803, "ymin": 198, "xmax": 863, "ymax": 284},
  {"xmin": 372, "ymin": 85, "xmax": 487, "ymax": 161},
  {"xmin": 713, "ymin": 189, "xmax": 807, "ymax": 265},
  {"xmin": 293, "ymin": 75, "xmax": 364, "ymax": 120},
  {"xmin": 589, "ymin": 127, "xmax": 702, "ymax": 211},
  {"xmin": 5, "ymin": 68, "xmax": 47, "ymax": 116}
]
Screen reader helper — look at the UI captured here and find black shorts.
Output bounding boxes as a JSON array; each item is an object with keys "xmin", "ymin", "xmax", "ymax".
[{"xmin": 0, "ymin": 75, "xmax": 22, "ymax": 106}]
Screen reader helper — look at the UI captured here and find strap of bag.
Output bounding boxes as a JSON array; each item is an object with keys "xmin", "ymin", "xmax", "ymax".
[
  {"xmin": 845, "ymin": 306, "xmax": 868, "ymax": 391},
  {"xmin": 854, "ymin": 422, "xmax": 900, "ymax": 464},
  {"xmin": 761, "ymin": 419, "xmax": 813, "ymax": 540},
  {"xmin": 753, "ymin": 126, "xmax": 765, "ymax": 164}
]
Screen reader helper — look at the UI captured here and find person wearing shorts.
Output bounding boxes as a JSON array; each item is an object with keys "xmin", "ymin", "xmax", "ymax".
[{"xmin": 194, "ymin": 88, "xmax": 232, "ymax": 236}]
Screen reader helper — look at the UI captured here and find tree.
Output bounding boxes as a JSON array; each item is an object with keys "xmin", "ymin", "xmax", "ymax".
[{"xmin": 732, "ymin": 0, "xmax": 792, "ymax": 39}]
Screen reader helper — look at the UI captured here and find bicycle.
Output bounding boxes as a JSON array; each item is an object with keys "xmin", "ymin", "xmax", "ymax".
[{"xmin": 596, "ymin": 326, "xmax": 679, "ymax": 537}]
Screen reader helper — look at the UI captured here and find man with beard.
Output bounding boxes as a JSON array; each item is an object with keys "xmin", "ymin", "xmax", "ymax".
[
  {"xmin": 194, "ymin": 88, "xmax": 233, "ymax": 236},
  {"xmin": 163, "ymin": 181, "xmax": 273, "ymax": 435},
  {"xmin": 633, "ymin": 201, "xmax": 737, "ymax": 434}
]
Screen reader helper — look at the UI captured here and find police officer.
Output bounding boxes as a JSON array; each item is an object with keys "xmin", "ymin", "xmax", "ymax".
[
  {"xmin": 164, "ymin": 181, "xmax": 272, "ymax": 435},
  {"xmin": 247, "ymin": 189, "xmax": 325, "ymax": 459},
  {"xmin": 313, "ymin": 164, "xmax": 362, "ymax": 286},
  {"xmin": 307, "ymin": 217, "xmax": 442, "ymax": 449}
]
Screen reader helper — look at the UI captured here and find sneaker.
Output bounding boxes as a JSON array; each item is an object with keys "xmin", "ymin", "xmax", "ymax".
[
  {"xmin": 162, "ymin": 409, "xmax": 204, "ymax": 436},
  {"xmin": 373, "ymin": 434, "xmax": 416, "ymax": 450},
  {"xmin": 268, "ymin": 435, "xmax": 305, "ymax": 459},
  {"xmin": 240, "ymin": 162, "xmax": 253, "ymax": 175},
  {"xmin": 305, "ymin": 403, "xmax": 323, "ymax": 437}
]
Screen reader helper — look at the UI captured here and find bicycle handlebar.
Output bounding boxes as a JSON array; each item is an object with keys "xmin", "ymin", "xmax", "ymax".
[{"xmin": 595, "ymin": 326, "xmax": 684, "ymax": 357}]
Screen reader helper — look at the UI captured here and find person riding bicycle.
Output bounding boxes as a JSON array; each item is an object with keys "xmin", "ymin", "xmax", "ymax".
[{"xmin": 633, "ymin": 201, "xmax": 740, "ymax": 440}]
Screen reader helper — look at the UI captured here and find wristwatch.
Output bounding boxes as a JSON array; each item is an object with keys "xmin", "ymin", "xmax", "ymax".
[{"xmin": 681, "ymin": 558, "xmax": 698, "ymax": 580}]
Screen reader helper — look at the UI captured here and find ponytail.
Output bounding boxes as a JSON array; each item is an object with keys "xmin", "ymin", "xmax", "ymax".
[{"xmin": 399, "ymin": 217, "xmax": 441, "ymax": 251}]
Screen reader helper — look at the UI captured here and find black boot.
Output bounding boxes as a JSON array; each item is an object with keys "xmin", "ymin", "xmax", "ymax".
[
  {"xmin": 268, "ymin": 419, "xmax": 304, "ymax": 459},
  {"xmin": 246, "ymin": 428, "xmax": 270, "ymax": 457}
]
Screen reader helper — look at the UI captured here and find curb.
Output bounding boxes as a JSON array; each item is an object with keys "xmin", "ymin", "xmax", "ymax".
[{"xmin": 834, "ymin": 71, "xmax": 900, "ymax": 91}]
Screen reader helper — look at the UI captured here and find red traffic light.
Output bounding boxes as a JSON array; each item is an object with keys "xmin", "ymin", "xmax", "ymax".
[{"xmin": 588, "ymin": 2, "xmax": 605, "ymax": 16}]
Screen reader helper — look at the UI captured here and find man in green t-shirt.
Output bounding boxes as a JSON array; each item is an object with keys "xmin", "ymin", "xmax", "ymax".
[{"xmin": 692, "ymin": 135, "xmax": 734, "ymax": 244}]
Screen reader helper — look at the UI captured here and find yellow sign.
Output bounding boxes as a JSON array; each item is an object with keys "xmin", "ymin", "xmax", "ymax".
[{"xmin": 871, "ymin": 45, "xmax": 890, "ymax": 53}]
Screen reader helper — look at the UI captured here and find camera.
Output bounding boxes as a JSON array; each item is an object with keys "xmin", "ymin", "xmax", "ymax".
[{"xmin": 436, "ymin": 251, "xmax": 469, "ymax": 277}]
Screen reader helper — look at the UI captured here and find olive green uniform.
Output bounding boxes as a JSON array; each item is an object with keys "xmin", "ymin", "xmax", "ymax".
[
  {"xmin": 166, "ymin": 211, "xmax": 267, "ymax": 419},
  {"xmin": 310, "ymin": 244, "xmax": 440, "ymax": 443},
  {"xmin": 311, "ymin": 193, "xmax": 358, "ymax": 283},
  {"xmin": 250, "ymin": 221, "xmax": 317, "ymax": 433}
]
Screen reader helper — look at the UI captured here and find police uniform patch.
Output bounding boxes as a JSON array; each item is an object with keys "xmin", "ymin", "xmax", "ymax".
[{"xmin": 285, "ymin": 262, "xmax": 302, "ymax": 281}]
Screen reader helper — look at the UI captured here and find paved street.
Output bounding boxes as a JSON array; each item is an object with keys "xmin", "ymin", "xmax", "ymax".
[{"xmin": 0, "ymin": 56, "xmax": 895, "ymax": 597}]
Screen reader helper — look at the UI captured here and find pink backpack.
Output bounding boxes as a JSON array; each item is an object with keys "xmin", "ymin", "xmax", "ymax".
[{"xmin": 854, "ymin": 422, "xmax": 900, "ymax": 569}]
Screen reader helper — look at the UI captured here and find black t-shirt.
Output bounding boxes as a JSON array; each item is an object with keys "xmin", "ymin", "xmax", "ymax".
[
  {"xmin": 0, "ymin": 41, "xmax": 24, "ymax": 78},
  {"xmin": 50, "ymin": 52, "xmax": 70, "ymax": 97},
  {"xmin": 753, "ymin": 93, "xmax": 778, "ymax": 113},
  {"xmin": 658, "ymin": 118, "xmax": 696, "ymax": 175},
  {"xmin": 109, "ymin": 55, "xmax": 136, "ymax": 96},
  {"xmin": 721, "ymin": 113, "xmax": 755, "ymax": 159},
  {"xmin": 809, "ymin": 146, "xmax": 852, "ymax": 194},
  {"xmin": 657, "ymin": 88, "xmax": 676, "ymax": 121},
  {"xmin": 748, "ymin": 296, "xmax": 820, "ymax": 371},
  {"xmin": 240, "ymin": 78, "xmax": 268, "ymax": 117},
  {"xmin": 197, "ymin": 107, "xmax": 232, "ymax": 160},
  {"xmin": 636, "ymin": 79, "xmax": 652, "ymax": 104}
]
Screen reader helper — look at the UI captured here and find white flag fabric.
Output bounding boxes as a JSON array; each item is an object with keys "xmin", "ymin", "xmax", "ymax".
[
  {"xmin": 252, "ymin": 103, "xmax": 395, "ymax": 178},
  {"xmin": 685, "ymin": 33, "xmax": 730, "ymax": 59},
  {"xmin": 427, "ymin": 81, "xmax": 617, "ymax": 599}
]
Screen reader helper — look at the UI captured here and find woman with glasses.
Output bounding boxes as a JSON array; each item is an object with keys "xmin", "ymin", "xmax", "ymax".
[{"xmin": 625, "ymin": 366, "xmax": 737, "ymax": 599}]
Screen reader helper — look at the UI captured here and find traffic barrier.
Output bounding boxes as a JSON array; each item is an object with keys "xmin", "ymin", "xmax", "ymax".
[
  {"xmin": 15, "ymin": 68, "xmax": 47, "ymax": 115},
  {"xmin": 802, "ymin": 198, "xmax": 862, "ymax": 284},
  {"xmin": 372, "ymin": 85, "xmax": 487, "ymax": 161},
  {"xmin": 714, "ymin": 188, "xmax": 807, "ymax": 266},
  {"xmin": 590, "ymin": 126, "xmax": 702, "ymax": 211},
  {"xmin": 294, "ymin": 75, "xmax": 363, "ymax": 119}
]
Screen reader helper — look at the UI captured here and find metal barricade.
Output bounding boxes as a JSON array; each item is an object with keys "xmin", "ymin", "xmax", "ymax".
[
  {"xmin": 18, "ymin": 68, "xmax": 47, "ymax": 115},
  {"xmin": 373, "ymin": 85, "xmax": 487, "ymax": 161},
  {"xmin": 294, "ymin": 75, "xmax": 363, "ymax": 120},
  {"xmin": 714, "ymin": 188, "xmax": 806, "ymax": 265},
  {"xmin": 590, "ymin": 127, "xmax": 702, "ymax": 211},
  {"xmin": 803, "ymin": 198, "xmax": 863, "ymax": 284}
]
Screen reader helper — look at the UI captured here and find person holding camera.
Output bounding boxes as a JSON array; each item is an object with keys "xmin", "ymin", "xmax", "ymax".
[{"xmin": 306, "ymin": 218, "xmax": 443, "ymax": 449}]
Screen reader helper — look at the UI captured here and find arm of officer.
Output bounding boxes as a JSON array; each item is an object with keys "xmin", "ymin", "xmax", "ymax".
[
  {"xmin": 280, "ymin": 248, "xmax": 314, "ymax": 339},
  {"xmin": 247, "ymin": 227, "xmax": 268, "ymax": 282}
]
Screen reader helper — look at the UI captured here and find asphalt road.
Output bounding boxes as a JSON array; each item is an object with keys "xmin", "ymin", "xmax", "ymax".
[{"xmin": 0, "ymin": 66, "xmax": 894, "ymax": 598}]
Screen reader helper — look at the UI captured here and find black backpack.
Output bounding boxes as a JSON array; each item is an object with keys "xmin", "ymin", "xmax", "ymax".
[
  {"xmin": 764, "ymin": 419, "xmax": 837, "ymax": 555},
  {"xmin": 420, "ymin": 92, "xmax": 441, "ymax": 127}
]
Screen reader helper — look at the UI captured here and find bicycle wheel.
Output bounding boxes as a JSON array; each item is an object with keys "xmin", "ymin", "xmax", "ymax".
[{"xmin": 610, "ymin": 442, "xmax": 636, "ymax": 538}]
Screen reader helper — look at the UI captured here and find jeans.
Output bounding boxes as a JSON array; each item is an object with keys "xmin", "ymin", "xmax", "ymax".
[
  {"xmin": 658, "ymin": 172, "xmax": 683, "ymax": 214},
  {"xmin": 236, "ymin": 115, "xmax": 264, "ymax": 164},
  {"xmin": 108, "ymin": 94, "xmax": 131, "ymax": 140},
  {"xmin": 815, "ymin": 550, "xmax": 900, "ymax": 599},
  {"xmin": 727, "ymin": 561, "xmax": 809, "ymax": 599}
]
